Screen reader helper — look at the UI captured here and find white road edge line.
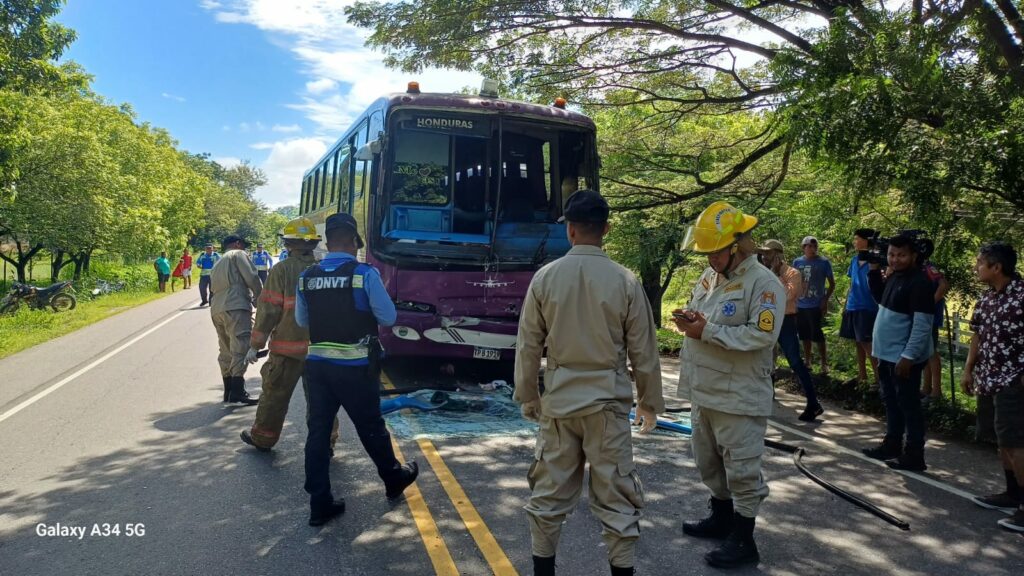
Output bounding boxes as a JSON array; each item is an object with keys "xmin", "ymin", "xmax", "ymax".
[
  {"xmin": 768, "ymin": 419, "xmax": 977, "ymax": 501},
  {"xmin": 0, "ymin": 305, "xmax": 196, "ymax": 425}
]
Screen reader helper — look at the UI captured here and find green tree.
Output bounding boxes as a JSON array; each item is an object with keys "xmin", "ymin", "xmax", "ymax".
[
  {"xmin": 348, "ymin": 1, "xmax": 1024, "ymax": 214},
  {"xmin": 0, "ymin": 0, "xmax": 82, "ymax": 94}
]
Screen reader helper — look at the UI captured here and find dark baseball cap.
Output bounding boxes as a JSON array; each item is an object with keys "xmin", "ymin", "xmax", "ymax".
[
  {"xmin": 325, "ymin": 213, "xmax": 364, "ymax": 249},
  {"xmin": 222, "ymin": 234, "xmax": 250, "ymax": 248},
  {"xmin": 558, "ymin": 190, "xmax": 609, "ymax": 223}
]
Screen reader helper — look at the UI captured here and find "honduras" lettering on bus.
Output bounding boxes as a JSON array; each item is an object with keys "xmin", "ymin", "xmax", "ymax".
[
  {"xmin": 416, "ymin": 117, "xmax": 474, "ymax": 130},
  {"xmin": 305, "ymin": 276, "xmax": 350, "ymax": 290}
]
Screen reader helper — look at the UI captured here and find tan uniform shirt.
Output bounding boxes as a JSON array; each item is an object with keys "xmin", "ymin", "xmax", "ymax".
[
  {"xmin": 210, "ymin": 249, "xmax": 262, "ymax": 314},
  {"xmin": 250, "ymin": 249, "xmax": 315, "ymax": 359},
  {"xmin": 514, "ymin": 245, "xmax": 664, "ymax": 419},
  {"xmin": 678, "ymin": 254, "xmax": 784, "ymax": 416},
  {"xmin": 779, "ymin": 263, "xmax": 802, "ymax": 315}
]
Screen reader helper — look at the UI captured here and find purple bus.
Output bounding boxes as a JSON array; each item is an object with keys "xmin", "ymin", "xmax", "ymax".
[{"xmin": 298, "ymin": 81, "xmax": 599, "ymax": 370}]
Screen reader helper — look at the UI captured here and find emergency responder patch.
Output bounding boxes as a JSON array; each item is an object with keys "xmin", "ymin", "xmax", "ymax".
[
  {"xmin": 723, "ymin": 283, "xmax": 743, "ymax": 293},
  {"xmin": 722, "ymin": 301, "xmax": 737, "ymax": 316},
  {"xmin": 758, "ymin": 309, "xmax": 775, "ymax": 332},
  {"xmin": 353, "ymin": 274, "xmax": 364, "ymax": 289},
  {"xmin": 759, "ymin": 291, "xmax": 777, "ymax": 309}
]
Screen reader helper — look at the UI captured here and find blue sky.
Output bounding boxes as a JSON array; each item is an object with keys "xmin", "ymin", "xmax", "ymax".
[{"xmin": 57, "ymin": 0, "xmax": 478, "ymax": 207}]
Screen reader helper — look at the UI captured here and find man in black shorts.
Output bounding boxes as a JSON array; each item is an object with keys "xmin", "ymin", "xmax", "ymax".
[
  {"xmin": 962, "ymin": 242, "xmax": 1024, "ymax": 532},
  {"xmin": 841, "ymin": 229, "xmax": 880, "ymax": 386},
  {"xmin": 793, "ymin": 236, "xmax": 835, "ymax": 373}
]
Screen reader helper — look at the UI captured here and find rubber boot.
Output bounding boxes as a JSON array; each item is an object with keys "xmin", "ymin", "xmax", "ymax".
[
  {"xmin": 222, "ymin": 376, "xmax": 231, "ymax": 402},
  {"xmin": 704, "ymin": 513, "xmax": 760, "ymax": 569},
  {"xmin": 610, "ymin": 564, "xmax": 634, "ymax": 575},
  {"xmin": 683, "ymin": 497, "xmax": 734, "ymax": 539},
  {"xmin": 226, "ymin": 377, "xmax": 259, "ymax": 406},
  {"xmin": 533, "ymin": 555, "xmax": 555, "ymax": 576},
  {"xmin": 886, "ymin": 445, "xmax": 927, "ymax": 472},
  {"xmin": 861, "ymin": 436, "xmax": 902, "ymax": 461}
]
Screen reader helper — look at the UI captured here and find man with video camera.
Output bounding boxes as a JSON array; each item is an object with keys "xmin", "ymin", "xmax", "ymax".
[{"xmin": 860, "ymin": 233, "xmax": 936, "ymax": 471}]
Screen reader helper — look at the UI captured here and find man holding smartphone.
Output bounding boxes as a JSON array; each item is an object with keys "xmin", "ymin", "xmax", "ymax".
[{"xmin": 674, "ymin": 201, "xmax": 783, "ymax": 570}]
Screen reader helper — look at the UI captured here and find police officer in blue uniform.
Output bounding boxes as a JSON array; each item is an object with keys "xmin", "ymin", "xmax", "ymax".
[{"xmin": 295, "ymin": 212, "xmax": 418, "ymax": 527}]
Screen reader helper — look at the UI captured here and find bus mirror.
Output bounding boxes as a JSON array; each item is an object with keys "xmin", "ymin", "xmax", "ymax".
[{"xmin": 355, "ymin": 139, "xmax": 380, "ymax": 161}]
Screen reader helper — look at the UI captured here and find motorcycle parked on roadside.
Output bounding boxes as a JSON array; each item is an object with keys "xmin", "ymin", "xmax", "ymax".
[{"xmin": 0, "ymin": 281, "xmax": 78, "ymax": 315}]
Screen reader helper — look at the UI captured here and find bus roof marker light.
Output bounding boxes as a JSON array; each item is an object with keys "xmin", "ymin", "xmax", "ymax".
[
  {"xmin": 407, "ymin": 81, "xmax": 421, "ymax": 94},
  {"xmin": 554, "ymin": 97, "xmax": 567, "ymax": 109},
  {"xmin": 479, "ymin": 78, "xmax": 499, "ymax": 98}
]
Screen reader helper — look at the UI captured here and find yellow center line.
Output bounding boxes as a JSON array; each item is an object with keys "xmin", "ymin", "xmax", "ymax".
[
  {"xmin": 417, "ymin": 438, "xmax": 519, "ymax": 576},
  {"xmin": 388, "ymin": 437, "xmax": 459, "ymax": 576},
  {"xmin": 382, "ymin": 372, "xmax": 519, "ymax": 576},
  {"xmin": 381, "ymin": 376, "xmax": 459, "ymax": 576}
]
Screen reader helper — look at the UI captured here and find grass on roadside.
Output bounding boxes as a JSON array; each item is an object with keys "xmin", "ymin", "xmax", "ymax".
[{"xmin": 0, "ymin": 286, "xmax": 170, "ymax": 360}]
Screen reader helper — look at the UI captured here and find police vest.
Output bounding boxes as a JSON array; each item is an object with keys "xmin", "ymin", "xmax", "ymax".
[
  {"xmin": 300, "ymin": 261, "xmax": 378, "ymax": 355},
  {"xmin": 197, "ymin": 253, "xmax": 220, "ymax": 276},
  {"xmin": 252, "ymin": 251, "xmax": 271, "ymax": 270}
]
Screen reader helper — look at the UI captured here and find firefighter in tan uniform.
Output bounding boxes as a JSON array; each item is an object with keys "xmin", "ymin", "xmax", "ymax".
[
  {"xmin": 210, "ymin": 234, "xmax": 261, "ymax": 405},
  {"xmin": 514, "ymin": 190, "xmax": 664, "ymax": 576},
  {"xmin": 240, "ymin": 218, "xmax": 339, "ymax": 451},
  {"xmin": 673, "ymin": 201, "xmax": 783, "ymax": 570}
]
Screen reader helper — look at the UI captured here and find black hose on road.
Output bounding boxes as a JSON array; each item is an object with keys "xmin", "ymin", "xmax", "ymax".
[{"xmin": 764, "ymin": 438, "xmax": 911, "ymax": 531}]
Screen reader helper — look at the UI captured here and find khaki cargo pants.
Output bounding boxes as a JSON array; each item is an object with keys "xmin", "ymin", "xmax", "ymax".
[
  {"xmin": 525, "ymin": 407, "xmax": 644, "ymax": 568},
  {"xmin": 248, "ymin": 353, "xmax": 338, "ymax": 450},
  {"xmin": 212, "ymin": 309, "xmax": 251, "ymax": 378},
  {"xmin": 691, "ymin": 404, "xmax": 769, "ymax": 518}
]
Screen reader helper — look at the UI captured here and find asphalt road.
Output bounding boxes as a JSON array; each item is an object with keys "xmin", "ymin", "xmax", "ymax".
[{"xmin": 1, "ymin": 289, "xmax": 1021, "ymax": 575}]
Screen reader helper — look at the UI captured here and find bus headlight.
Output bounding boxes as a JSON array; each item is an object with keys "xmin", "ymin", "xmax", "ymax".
[{"xmin": 392, "ymin": 326, "xmax": 421, "ymax": 340}]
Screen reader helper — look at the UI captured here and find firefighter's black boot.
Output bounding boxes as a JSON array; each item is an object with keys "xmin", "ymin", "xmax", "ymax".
[
  {"xmin": 704, "ymin": 513, "xmax": 760, "ymax": 569},
  {"xmin": 226, "ymin": 377, "xmax": 259, "ymax": 405},
  {"xmin": 610, "ymin": 563, "xmax": 634, "ymax": 575},
  {"xmin": 886, "ymin": 445, "xmax": 927, "ymax": 472},
  {"xmin": 533, "ymin": 555, "xmax": 555, "ymax": 576},
  {"xmin": 683, "ymin": 497, "xmax": 734, "ymax": 539},
  {"xmin": 222, "ymin": 376, "xmax": 231, "ymax": 402}
]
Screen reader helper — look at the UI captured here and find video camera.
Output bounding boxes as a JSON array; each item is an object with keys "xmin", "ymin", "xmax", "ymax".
[{"xmin": 857, "ymin": 229, "xmax": 934, "ymax": 266}]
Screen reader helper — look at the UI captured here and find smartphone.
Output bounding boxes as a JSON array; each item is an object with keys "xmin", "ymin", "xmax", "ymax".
[{"xmin": 672, "ymin": 310, "xmax": 696, "ymax": 322}]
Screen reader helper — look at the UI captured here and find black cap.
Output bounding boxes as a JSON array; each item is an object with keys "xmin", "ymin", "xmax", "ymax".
[
  {"xmin": 559, "ymin": 190, "xmax": 609, "ymax": 223},
  {"xmin": 222, "ymin": 234, "xmax": 249, "ymax": 248},
  {"xmin": 325, "ymin": 213, "xmax": 364, "ymax": 249}
]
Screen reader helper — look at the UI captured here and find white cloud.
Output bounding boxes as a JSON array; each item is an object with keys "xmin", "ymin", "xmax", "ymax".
[
  {"xmin": 201, "ymin": 0, "xmax": 479, "ymax": 206},
  {"xmin": 161, "ymin": 92, "xmax": 186, "ymax": 102},
  {"xmin": 213, "ymin": 156, "xmax": 243, "ymax": 169},
  {"xmin": 249, "ymin": 142, "xmax": 275, "ymax": 150},
  {"xmin": 272, "ymin": 123, "xmax": 301, "ymax": 133},
  {"xmin": 199, "ymin": 0, "xmax": 223, "ymax": 9},
  {"xmin": 256, "ymin": 138, "xmax": 331, "ymax": 207},
  {"xmin": 305, "ymin": 78, "xmax": 337, "ymax": 94}
]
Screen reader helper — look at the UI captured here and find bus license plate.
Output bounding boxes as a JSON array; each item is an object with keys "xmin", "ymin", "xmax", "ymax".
[{"xmin": 473, "ymin": 347, "xmax": 501, "ymax": 361}]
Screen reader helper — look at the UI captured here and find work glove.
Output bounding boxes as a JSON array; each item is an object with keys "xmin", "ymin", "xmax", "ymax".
[
  {"xmin": 245, "ymin": 347, "xmax": 260, "ymax": 365},
  {"xmin": 520, "ymin": 399, "xmax": 542, "ymax": 422}
]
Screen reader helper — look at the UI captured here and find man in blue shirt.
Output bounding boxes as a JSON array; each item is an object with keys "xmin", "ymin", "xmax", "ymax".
[
  {"xmin": 195, "ymin": 244, "xmax": 221, "ymax": 307},
  {"xmin": 251, "ymin": 243, "xmax": 274, "ymax": 285},
  {"xmin": 841, "ymin": 229, "xmax": 880, "ymax": 386},
  {"xmin": 793, "ymin": 236, "xmax": 835, "ymax": 374},
  {"xmin": 295, "ymin": 212, "xmax": 417, "ymax": 527}
]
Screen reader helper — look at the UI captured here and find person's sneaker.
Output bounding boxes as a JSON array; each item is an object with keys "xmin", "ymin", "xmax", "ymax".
[
  {"xmin": 308, "ymin": 499, "xmax": 346, "ymax": 526},
  {"xmin": 862, "ymin": 439, "xmax": 902, "ymax": 461},
  {"xmin": 975, "ymin": 492, "xmax": 1022, "ymax": 513},
  {"xmin": 798, "ymin": 404, "xmax": 824, "ymax": 422},
  {"xmin": 885, "ymin": 449, "xmax": 927, "ymax": 472},
  {"xmin": 385, "ymin": 461, "xmax": 419, "ymax": 500},
  {"xmin": 997, "ymin": 508, "xmax": 1024, "ymax": 533}
]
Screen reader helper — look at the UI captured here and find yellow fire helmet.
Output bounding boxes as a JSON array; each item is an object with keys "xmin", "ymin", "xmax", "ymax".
[
  {"xmin": 683, "ymin": 201, "xmax": 758, "ymax": 254},
  {"xmin": 279, "ymin": 217, "xmax": 321, "ymax": 241}
]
